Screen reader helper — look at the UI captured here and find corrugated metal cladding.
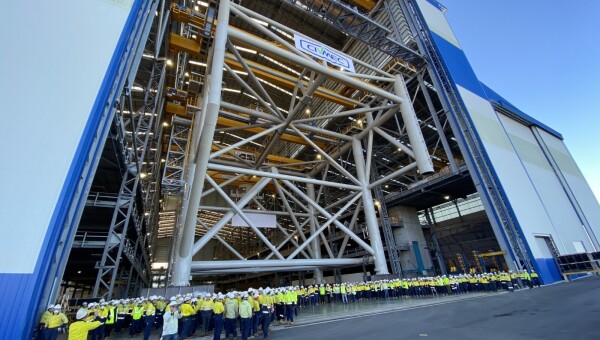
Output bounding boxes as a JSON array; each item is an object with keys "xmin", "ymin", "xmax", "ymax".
[
  {"xmin": 0, "ymin": 1, "xmax": 143, "ymax": 338},
  {"xmin": 0, "ymin": 275, "xmax": 34, "ymax": 336}
]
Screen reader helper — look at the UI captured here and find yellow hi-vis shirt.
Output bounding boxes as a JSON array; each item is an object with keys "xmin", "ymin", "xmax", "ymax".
[
  {"xmin": 132, "ymin": 306, "xmax": 144, "ymax": 320},
  {"xmin": 181, "ymin": 303, "xmax": 195, "ymax": 317},
  {"xmin": 68, "ymin": 321, "xmax": 102, "ymax": 340},
  {"xmin": 201, "ymin": 299, "xmax": 214, "ymax": 311},
  {"xmin": 145, "ymin": 303, "xmax": 156, "ymax": 316},
  {"xmin": 39, "ymin": 311, "xmax": 52, "ymax": 324},
  {"xmin": 106, "ymin": 306, "xmax": 116, "ymax": 324},
  {"xmin": 213, "ymin": 301, "xmax": 225, "ymax": 315},
  {"xmin": 251, "ymin": 298, "xmax": 260, "ymax": 312},
  {"xmin": 45, "ymin": 313, "xmax": 68, "ymax": 328}
]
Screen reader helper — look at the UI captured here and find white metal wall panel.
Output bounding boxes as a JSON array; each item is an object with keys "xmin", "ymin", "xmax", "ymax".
[
  {"xmin": 0, "ymin": 0, "xmax": 134, "ymax": 274},
  {"xmin": 456, "ymin": 85, "xmax": 554, "ymax": 259},
  {"xmin": 0, "ymin": 0, "xmax": 136, "ymax": 337},
  {"xmin": 537, "ymin": 128, "xmax": 600, "ymax": 243},
  {"xmin": 499, "ymin": 115, "xmax": 591, "ymax": 253},
  {"xmin": 535, "ymin": 236, "xmax": 554, "ymax": 258},
  {"xmin": 415, "ymin": 0, "xmax": 461, "ymax": 48}
]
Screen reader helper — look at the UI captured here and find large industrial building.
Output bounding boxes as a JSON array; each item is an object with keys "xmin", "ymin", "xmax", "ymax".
[{"xmin": 2, "ymin": 0, "xmax": 599, "ymax": 337}]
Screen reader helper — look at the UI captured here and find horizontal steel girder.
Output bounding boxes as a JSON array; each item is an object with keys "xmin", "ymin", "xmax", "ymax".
[{"xmin": 190, "ymin": 258, "xmax": 367, "ymax": 270}]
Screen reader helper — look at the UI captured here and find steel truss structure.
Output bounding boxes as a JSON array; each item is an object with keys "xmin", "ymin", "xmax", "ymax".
[
  {"xmin": 167, "ymin": 0, "xmax": 435, "ymax": 285},
  {"xmin": 90, "ymin": 0, "xmax": 170, "ymax": 299},
  {"xmin": 48, "ymin": 0, "xmax": 589, "ymax": 305}
]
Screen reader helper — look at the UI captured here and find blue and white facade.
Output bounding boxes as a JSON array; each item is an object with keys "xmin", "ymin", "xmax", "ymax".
[
  {"xmin": 0, "ymin": 0, "xmax": 145, "ymax": 338},
  {"xmin": 412, "ymin": 0, "xmax": 600, "ymax": 284}
]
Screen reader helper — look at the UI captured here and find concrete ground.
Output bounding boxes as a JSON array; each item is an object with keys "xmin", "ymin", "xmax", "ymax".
[
  {"xmin": 57, "ymin": 276, "xmax": 600, "ymax": 339},
  {"xmin": 277, "ymin": 276, "xmax": 600, "ymax": 340}
]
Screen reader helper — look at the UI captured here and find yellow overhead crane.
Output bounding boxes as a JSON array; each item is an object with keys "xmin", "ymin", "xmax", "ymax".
[
  {"xmin": 162, "ymin": 104, "xmax": 331, "ymax": 148},
  {"xmin": 206, "ymin": 170, "xmax": 279, "ymax": 192},
  {"xmin": 350, "ymin": 0, "xmax": 376, "ymax": 10},
  {"xmin": 170, "ymin": 3, "xmax": 207, "ymax": 28},
  {"xmin": 209, "ymin": 145, "xmax": 306, "ymax": 169},
  {"xmin": 215, "ymin": 116, "xmax": 328, "ymax": 149},
  {"xmin": 476, "ymin": 250, "xmax": 506, "ymax": 257}
]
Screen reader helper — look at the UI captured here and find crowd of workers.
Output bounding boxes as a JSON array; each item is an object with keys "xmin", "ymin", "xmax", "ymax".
[{"xmin": 36, "ymin": 270, "xmax": 541, "ymax": 340}]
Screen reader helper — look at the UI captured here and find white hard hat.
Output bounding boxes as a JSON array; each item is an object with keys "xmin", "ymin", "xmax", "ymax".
[
  {"xmin": 47, "ymin": 304, "xmax": 55, "ymax": 310},
  {"xmin": 76, "ymin": 309, "xmax": 88, "ymax": 320},
  {"xmin": 53, "ymin": 304, "xmax": 62, "ymax": 310},
  {"xmin": 169, "ymin": 301, "xmax": 177, "ymax": 307}
]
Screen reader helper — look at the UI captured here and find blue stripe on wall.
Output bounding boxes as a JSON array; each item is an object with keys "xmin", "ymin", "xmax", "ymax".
[
  {"xmin": 0, "ymin": 1, "xmax": 142, "ymax": 338},
  {"xmin": 425, "ymin": 0, "xmax": 446, "ymax": 12},
  {"xmin": 428, "ymin": 29, "xmax": 563, "ymax": 141},
  {"xmin": 429, "ymin": 31, "xmax": 488, "ymax": 99}
]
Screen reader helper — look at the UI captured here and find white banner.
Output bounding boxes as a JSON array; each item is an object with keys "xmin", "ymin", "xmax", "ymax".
[
  {"xmin": 232, "ymin": 213, "xmax": 277, "ymax": 228},
  {"xmin": 294, "ymin": 34, "xmax": 356, "ymax": 72}
]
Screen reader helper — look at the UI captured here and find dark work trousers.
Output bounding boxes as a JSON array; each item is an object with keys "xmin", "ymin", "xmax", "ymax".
[
  {"xmin": 252, "ymin": 310, "xmax": 261, "ymax": 335},
  {"xmin": 44, "ymin": 328, "xmax": 59, "ymax": 340},
  {"xmin": 225, "ymin": 317, "xmax": 237, "ymax": 338},
  {"xmin": 260, "ymin": 306, "xmax": 271, "ymax": 338},
  {"xmin": 285, "ymin": 304, "xmax": 294, "ymax": 322},
  {"xmin": 240, "ymin": 317, "xmax": 251, "ymax": 340},
  {"xmin": 213, "ymin": 314, "xmax": 224, "ymax": 340},
  {"xmin": 179, "ymin": 316, "xmax": 191, "ymax": 339},
  {"xmin": 201, "ymin": 310, "xmax": 212, "ymax": 335},
  {"xmin": 143, "ymin": 315, "xmax": 154, "ymax": 340}
]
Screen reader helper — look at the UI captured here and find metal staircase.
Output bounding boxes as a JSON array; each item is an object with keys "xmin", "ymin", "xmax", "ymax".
[{"xmin": 161, "ymin": 117, "xmax": 192, "ymax": 194}]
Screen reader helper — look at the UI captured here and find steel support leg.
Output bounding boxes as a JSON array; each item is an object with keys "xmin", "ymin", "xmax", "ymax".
[
  {"xmin": 394, "ymin": 75, "xmax": 434, "ymax": 174},
  {"xmin": 171, "ymin": 0, "xmax": 231, "ymax": 285},
  {"xmin": 352, "ymin": 138, "xmax": 389, "ymax": 274},
  {"xmin": 307, "ymin": 183, "xmax": 324, "ymax": 283}
]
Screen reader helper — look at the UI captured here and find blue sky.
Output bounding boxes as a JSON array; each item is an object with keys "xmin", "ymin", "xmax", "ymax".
[{"xmin": 439, "ymin": 0, "xmax": 600, "ymax": 202}]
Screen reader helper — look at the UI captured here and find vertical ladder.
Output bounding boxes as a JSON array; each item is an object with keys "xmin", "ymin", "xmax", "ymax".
[
  {"xmin": 456, "ymin": 253, "xmax": 467, "ymax": 273},
  {"xmin": 401, "ymin": 0, "xmax": 533, "ymax": 272},
  {"xmin": 472, "ymin": 250, "xmax": 483, "ymax": 273}
]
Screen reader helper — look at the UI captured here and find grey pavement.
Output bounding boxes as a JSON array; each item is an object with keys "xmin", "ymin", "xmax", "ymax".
[{"xmin": 276, "ymin": 276, "xmax": 600, "ymax": 340}]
